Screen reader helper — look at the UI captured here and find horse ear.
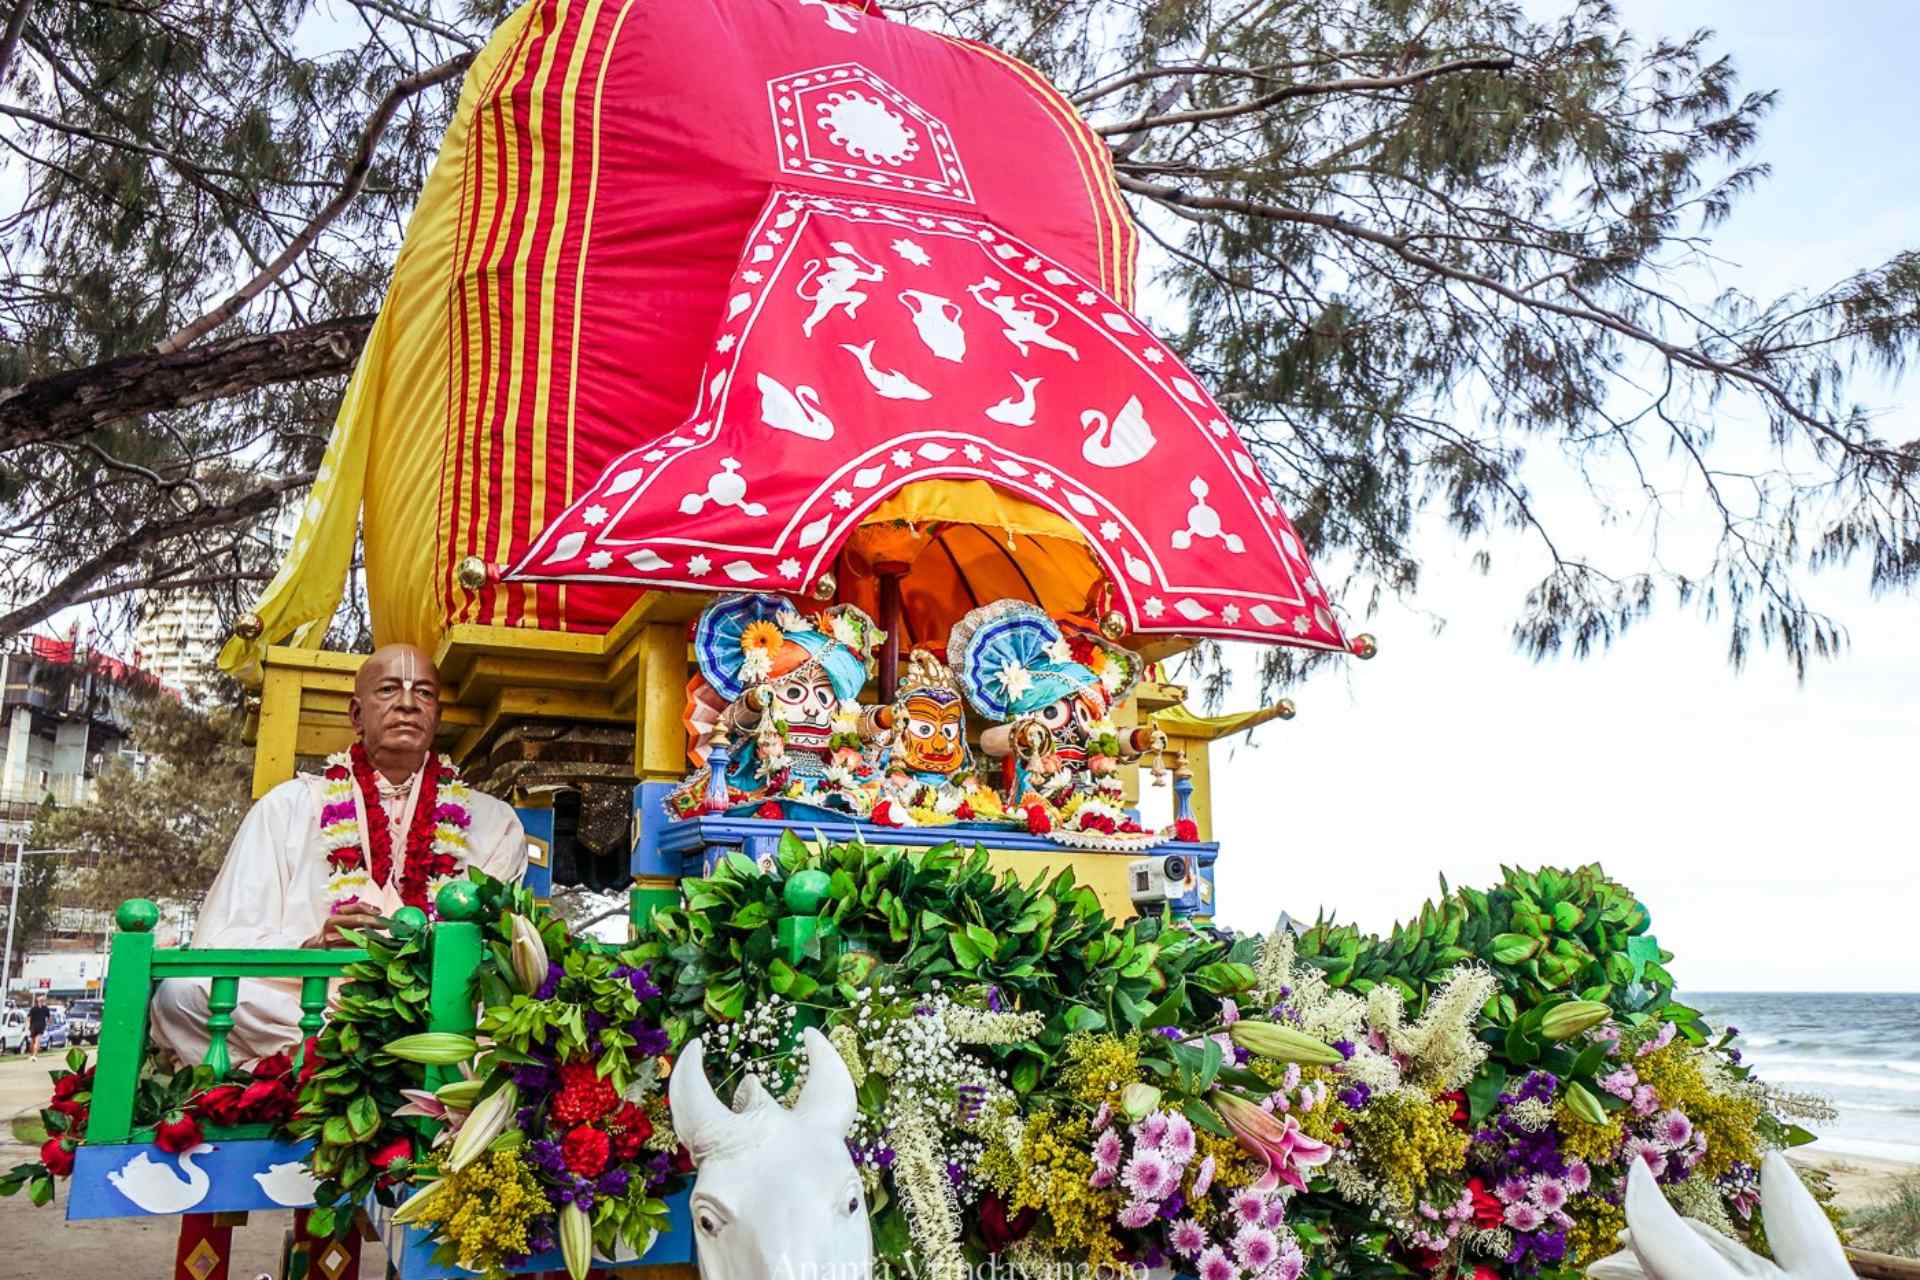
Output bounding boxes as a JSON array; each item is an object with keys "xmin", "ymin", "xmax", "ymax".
[
  {"xmin": 668, "ymin": 1037, "xmax": 736, "ymax": 1162},
  {"xmin": 1759, "ymin": 1152, "xmax": 1852, "ymax": 1278},
  {"xmin": 790, "ymin": 1025, "xmax": 858, "ymax": 1135},
  {"xmin": 1623, "ymin": 1159, "xmax": 1736, "ymax": 1280}
]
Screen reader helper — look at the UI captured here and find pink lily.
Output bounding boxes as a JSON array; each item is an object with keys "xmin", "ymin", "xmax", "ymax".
[{"xmin": 1213, "ymin": 1092, "xmax": 1334, "ymax": 1193}]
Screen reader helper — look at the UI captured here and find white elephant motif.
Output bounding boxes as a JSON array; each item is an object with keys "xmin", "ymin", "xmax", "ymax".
[{"xmin": 670, "ymin": 1025, "xmax": 872, "ymax": 1280}]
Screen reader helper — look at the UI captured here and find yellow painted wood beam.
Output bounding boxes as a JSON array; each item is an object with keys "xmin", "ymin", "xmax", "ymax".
[{"xmin": 635, "ymin": 622, "xmax": 689, "ymax": 781}]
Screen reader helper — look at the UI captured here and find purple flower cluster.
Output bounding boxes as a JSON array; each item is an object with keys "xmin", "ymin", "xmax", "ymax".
[{"xmin": 1469, "ymin": 1072, "xmax": 1572, "ymax": 1273}]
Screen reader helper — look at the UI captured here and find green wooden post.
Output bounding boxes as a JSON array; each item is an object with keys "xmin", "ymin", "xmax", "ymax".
[
  {"xmin": 427, "ymin": 883, "xmax": 486, "ymax": 1090},
  {"xmin": 202, "ymin": 976, "xmax": 239, "ymax": 1077},
  {"xmin": 88, "ymin": 899, "xmax": 160, "ymax": 1144},
  {"xmin": 294, "ymin": 975, "xmax": 329, "ymax": 1076}
]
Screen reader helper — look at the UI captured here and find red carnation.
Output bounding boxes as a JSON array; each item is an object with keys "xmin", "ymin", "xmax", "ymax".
[
  {"xmin": 1023, "ymin": 804, "xmax": 1052, "ymax": 835},
  {"xmin": 1173, "ymin": 818, "xmax": 1199, "ymax": 842},
  {"xmin": 1467, "ymin": 1177, "xmax": 1503, "ymax": 1230},
  {"xmin": 40, "ymin": 1137, "xmax": 75, "ymax": 1177},
  {"xmin": 370, "ymin": 1135, "xmax": 415, "ymax": 1172},
  {"xmin": 154, "ymin": 1111, "xmax": 204, "ymax": 1154},
  {"xmin": 563, "ymin": 1125, "xmax": 611, "ymax": 1178},
  {"xmin": 238, "ymin": 1077, "xmax": 297, "ymax": 1124},
  {"xmin": 51, "ymin": 1072, "xmax": 88, "ymax": 1101},
  {"xmin": 552, "ymin": 1060, "xmax": 618, "ymax": 1125},
  {"xmin": 606, "ymin": 1102, "xmax": 654, "ymax": 1160},
  {"xmin": 194, "ymin": 1084, "xmax": 250, "ymax": 1127}
]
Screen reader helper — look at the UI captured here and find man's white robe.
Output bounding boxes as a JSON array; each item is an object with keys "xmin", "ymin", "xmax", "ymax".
[{"xmin": 150, "ymin": 764, "xmax": 527, "ymax": 1066}]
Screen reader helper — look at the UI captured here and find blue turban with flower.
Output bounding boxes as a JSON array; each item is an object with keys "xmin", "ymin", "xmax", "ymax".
[
  {"xmin": 948, "ymin": 600, "xmax": 1102, "ymax": 721},
  {"xmin": 693, "ymin": 593, "xmax": 872, "ymax": 703}
]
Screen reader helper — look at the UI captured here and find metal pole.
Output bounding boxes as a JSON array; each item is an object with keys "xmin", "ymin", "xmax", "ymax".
[{"xmin": 1, "ymin": 847, "xmax": 72, "ymax": 1004}]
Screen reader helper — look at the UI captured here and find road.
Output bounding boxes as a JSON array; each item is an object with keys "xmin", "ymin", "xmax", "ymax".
[{"xmin": 0, "ymin": 1052, "xmax": 392, "ymax": 1279}]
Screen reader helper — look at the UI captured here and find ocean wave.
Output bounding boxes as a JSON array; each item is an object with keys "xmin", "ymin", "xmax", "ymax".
[
  {"xmin": 1840, "ymin": 1101, "xmax": 1920, "ymax": 1117},
  {"xmin": 1764, "ymin": 1068, "xmax": 1920, "ymax": 1095},
  {"xmin": 1806, "ymin": 1136, "xmax": 1920, "ymax": 1165}
]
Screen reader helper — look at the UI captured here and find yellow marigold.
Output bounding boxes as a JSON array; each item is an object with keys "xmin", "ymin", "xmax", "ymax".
[
  {"xmin": 1343, "ymin": 1091, "xmax": 1467, "ymax": 1210},
  {"xmin": 1058, "ymin": 1033, "xmax": 1141, "ymax": 1109},
  {"xmin": 424, "ymin": 1149, "xmax": 546, "ymax": 1278},
  {"xmin": 1635, "ymin": 1044, "xmax": 1763, "ymax": 1181}
]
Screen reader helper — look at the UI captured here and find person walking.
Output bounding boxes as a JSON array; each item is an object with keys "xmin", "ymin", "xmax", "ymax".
[{"xmin": 27, "ymin": 995, "xmax": 49, "ymax": 1060}]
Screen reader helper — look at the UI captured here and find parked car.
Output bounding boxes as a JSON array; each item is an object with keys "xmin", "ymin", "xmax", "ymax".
[
  {"xmin": 67, "ymin": 999, "xmax": 102, "ymax": 1045},
  {"xmin": 0, "ymin": 1008, "xmax": 25, "ymax": 1055}
]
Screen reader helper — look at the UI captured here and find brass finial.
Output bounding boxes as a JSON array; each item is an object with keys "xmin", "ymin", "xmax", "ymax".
[
  {"xmin": 1100, "ymin": 609, "xmax": 1127, "ymax": 640},
  {"xmin": 456, "ymin": 556, "xmax": 492, "ymax": 591},
  {"xmin": 1350, "ymin": 633, "xmax": 1378, "ymax": 660},
  {"xmin": 232, "ymin": 613, "xmax": 264, "ymax": 641},
  {"xmin": 1275, "ymin": 698, "xmax": 1296, "ymax": 720},
  {"xmin": 810, "ymin": 570, "xmax": 838, "ymax": 601}
]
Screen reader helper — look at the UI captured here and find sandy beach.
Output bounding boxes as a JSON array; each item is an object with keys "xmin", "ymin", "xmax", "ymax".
[{"xmin": 1796, "ymin": 1148, "xmax": 1919, "ymax": 1215}]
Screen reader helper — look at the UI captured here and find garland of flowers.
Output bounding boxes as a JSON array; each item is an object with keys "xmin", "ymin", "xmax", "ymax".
[{"xmin": 319, "ymin": 744, "xmax": 472, "ymax": 916}]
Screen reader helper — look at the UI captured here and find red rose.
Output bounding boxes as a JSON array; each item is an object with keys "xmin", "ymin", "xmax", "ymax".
[
  {"xmin": 154, "ymin": 1111, "xmax": 204, "ymax": 1154},
  {"xmin": 563, "ymin": 1125, "xmax": 611, "ymax": 1177},
  {"xmin": 672, "ymin": 1144, "xmax": 694, "ymax": 1173},
  {"xmin": 51, "ymin": 1072, "xmax": 89, "ymax": 1101},
  {"xmin": 1467, "ymin": 1177, "xmax": 1503, "ymax": 1230},
  {"xmin": 251, "ymin": 1052, "xmax": 293, "ymax": 1081},
  {"xmin": 955, "ymin": 802, "xmax": 974, "ymax": 820},
  {"xmin": 40, "ymin": 1137, "xmax": 75, "ymax": 1177},
  {"xmin": 369, "ymin": 1135, "xmax": 415, "ymax": 1172},
  {"xmin": 1442, "ymin": 1090, "xmax": 1469, "ymax": 1128},
  {"xmin": 1024, "ymin": 804, "xmax": 1051, "ymax": 835},
  {"xmin": 756, "ymin": 800, "xmax": 784, "ymax": 819},
  {"xmin": 48, "ymin": 1097, "xmax": 88, "ymax": 1126},
  {"xmin": 978, "ymin": 1191, "xmax": 1037, "ymax": 1254},
  {"xmin": 606, "ymin": 1102, "xmax": 654, "ymax": 1160},
  {"xmin": 1173, "ymin": 818, "xmax": 1199, "ymax": 842},
  {"xmin": 297, "ymin": 1037, "xmax": 324, "ymax": 1086},
  {"xmin": 238, "ymin": 1077, "xmax": 297, "ymax": 1124},
  {"xmin": 194, "ymin": 1084, "xmax": 250, "ymax": 1127}
]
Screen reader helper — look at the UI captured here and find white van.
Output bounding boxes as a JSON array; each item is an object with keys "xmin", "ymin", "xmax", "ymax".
[{"xmin": 0, "ymin": 1007, "xmax": 26, "ymax": 1055}]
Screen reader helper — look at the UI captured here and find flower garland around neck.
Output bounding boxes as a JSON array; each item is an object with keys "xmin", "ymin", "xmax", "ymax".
[{"xmin": 318, "ymin": 744, "xmax": 473, "ymax": 917}]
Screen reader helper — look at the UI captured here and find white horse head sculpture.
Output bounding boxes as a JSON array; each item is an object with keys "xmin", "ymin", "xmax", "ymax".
[
  {"xmin": 1588, "ymin": 1151, "xmax": 1852, "ymax": 1280},
  {"xmin": 670, "ymin": 1025, "xmax": 872, "ymax": 1280}
]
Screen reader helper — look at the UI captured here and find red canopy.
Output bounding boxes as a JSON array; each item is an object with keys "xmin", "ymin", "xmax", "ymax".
[{"xmin": 508, "ymin": 189, "xmax": 1347, "ymax": 651}]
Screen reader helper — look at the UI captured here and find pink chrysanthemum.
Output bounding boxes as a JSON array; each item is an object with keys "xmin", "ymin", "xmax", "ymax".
[
  {"xmin": 1532, "ymin": 1176, "xmax": 1569, "ymax": 1212},
  {"xmin": 1496, "ymin": 1175, "xmax": 1530, "ymax": 1204},
  {"xmin": 1599, "ymin": 1067, "xmax": 1639, "ymax": 1100},
  {"xmin": 1233, "ymin": 1226, "xmax": 1279, "ymax": 1271},
  {"xmin": 1656, "ymin": 1109, "xmax": 1694, "ymax": 1149},
  {"xmin": 1632, "ymin": 1084, "xmax": 1661, "ymax": 1117},
  {"xmin": 1089, "ymin": 1167, "xmax": 1116, "ymax": 1190},
  {"xmin": 1171, "ymin": 1218, "xmax": 1208, "ymax": 1258},
  {"xmin": 1262, "ymin": 1196, "xmax": 1287, "ymax": 1230},
  {"xmin": 1118, "ymin": 1200, "xmax": 1158, "ymax": 1229},
  {"xmin": 1163, "ymin": 1112, "xmax": 1197, "ymax": 1163},
  {"xmin": 1566, "ymin": 1159, "xmax": 1592, "ymax": 1193},
  {"xmin": 1273, "ymin": 1241, "xmax": 1306, "ymax": 1280},
  {"xmin": 1094, "ymin": 1129, "xmax": 1124, "ymax": 1170},
  {"xmin": 1092, "ymin": 1102, "xmax": 1112, "ymax": 1131},
  {"xmin": 1191, "ymin": 1154, "xmax": 1216, "ymax": 1198},
  {"xmin": 1123, "ymin": 1151, "xmax": 1175, "ymax": 1200},
  {"xmin": 1232, "ymin": 1190, "xmax": 1266, "ymax": 1226},
  {"xmin": 1504, "ymin": 1202, "xmax": 1545, "ymax": 1232},
  {"xmin": 1624, "ymin": 1137, "xmax": 1668, "ymax": 1178},
  {"xmin": 1197, "ymin": 1245, "xmax": 1237, "ymax": 1280},
  {"xmin": 1137, "ymin": 1111, "xmax": 1171, "ymax": 1149}
]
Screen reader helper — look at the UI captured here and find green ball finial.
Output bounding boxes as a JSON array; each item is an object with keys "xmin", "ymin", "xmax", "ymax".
[
  {"xmin": 390, "ymin": 906, "xmax": 429, "ymax": 938},
  {"xmin": 436, "ymin": 880, "xmax": 483, "ymax": 922},
  {"xmin": 783, "ymin": 868, "xmax": 833, "ymax": 914},
  {"xmin": 116, "ymin": 899, "xmax": 160, "ymax": 933}
]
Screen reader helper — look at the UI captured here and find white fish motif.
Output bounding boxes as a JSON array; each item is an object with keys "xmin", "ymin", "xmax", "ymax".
[
  {"xmin": 108, "ymin": 1144, "xmax": 214, "ymax": 1214},
  {"xmin": 840, "ymin": 341, "xmax": 932, "ymax": 401},
  {"xmin": 984, "ymin": 373, "xmax": 1042, "ymax": 427},
  {"xmin": 757, "ymin": 373, "xmax": 836, "ymax": 440},
  {"xmin": 1080, "ymin": 395, "xmax": 1157, "ymax": 467}
]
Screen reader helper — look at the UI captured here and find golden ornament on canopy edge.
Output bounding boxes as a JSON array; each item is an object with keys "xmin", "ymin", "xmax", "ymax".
[
  {"xmin": 231, "ymin": 613, "xmax": 264, "ymax": 641},
  {"xmin": 1100, "ymin": 610, "xmax": 1127, "ymax": 640},
  {"xmin": 1275, "ymin": 698, "xmax": 1297, "ymax": 720},
  {"xmin": 1350, "ymin": 633, "xmax": 1379, "ymax": 660},
  {"xmin": 455, "ymin": 556, "xmax": 492, "ymax": 591},
  {"xmin": 810, "ymin": 571, "xmax": 838, "ymax": 601}
]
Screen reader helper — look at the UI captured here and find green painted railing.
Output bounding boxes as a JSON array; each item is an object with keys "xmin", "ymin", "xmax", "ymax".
[{"xmin": 89, "ymin": 886, "xmax": 489, "ymax": 1146}]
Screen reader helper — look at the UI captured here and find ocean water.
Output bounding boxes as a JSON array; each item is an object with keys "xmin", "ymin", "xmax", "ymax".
[{"xmin": 1687, "ymin": 992, "xmax": 1920, "ymax": 1165}]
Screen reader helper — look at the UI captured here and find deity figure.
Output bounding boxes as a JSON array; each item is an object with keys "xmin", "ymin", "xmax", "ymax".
[
  {"xmin": 678, "ymin": 593, "xmax": 884, "ymax": 815},
  {"xmin": 865, "ymin": 650, "xmax": 1005, "ymax": 824},
  {"xmin": 948, "ymin": 601, "xmax": 1157, "ymax": 814}
]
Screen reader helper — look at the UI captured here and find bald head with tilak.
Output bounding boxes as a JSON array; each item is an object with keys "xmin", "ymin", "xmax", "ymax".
[{"xmin": 349, "ymin": 644, "xmax": 444, "ymax": 783}]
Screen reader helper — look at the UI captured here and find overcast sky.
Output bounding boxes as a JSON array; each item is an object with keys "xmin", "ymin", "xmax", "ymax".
[{"xmin": 1205, "ymin": 0, "xmax": 1919, "ymax": 993}]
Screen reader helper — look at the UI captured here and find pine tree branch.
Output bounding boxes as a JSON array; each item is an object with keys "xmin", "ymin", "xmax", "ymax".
[
  {"xmin": 154, "ymin": 51, "xmax": 473, "ymax": 355},
  {"xmin": 1097, "ymin": 56, "xmax": 1515, "ymax": 139},
  {"xmin": 0, "ymin": 0, "xmax": 32, "ymax": 85},
  {"xmin": 0, "ymin": 470, "xmax": 315, "ymax": 635},
  {"xmin": 0, "ymin": 312, "xmax": 374, "ymax": 450}
]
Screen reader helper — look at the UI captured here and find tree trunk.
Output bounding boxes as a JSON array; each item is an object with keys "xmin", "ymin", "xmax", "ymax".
[{"xmin": 0, "ymin": 313, "xmax": 375, "ymax": 450}]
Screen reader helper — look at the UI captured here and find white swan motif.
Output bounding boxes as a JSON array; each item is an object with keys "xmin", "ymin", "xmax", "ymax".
[
  {"xmin": 985, "ymin": 373, "xmax": 1041, "ymax": 427},
  {"xmin": 108, "ymin": 1142, "xmax": 215, "ymax": 1214},
  {"xmin": 840, "ymin": 341, "xmax": 932, "ymax": 401},
  {"xmin": 1080, "ymin": 394, "xmax": 1157, "ymax": 467},
  {"xmin": 1588, "ymin": 1152, "xmax": 1852, "ymax": 1280},
  {"xmin": 253, "ymin": 1160, "xmax": 322, "ymax": 1208},
  {"xmin": 757, "ymin": 373, "xmax": 836, "ymax": 440}
]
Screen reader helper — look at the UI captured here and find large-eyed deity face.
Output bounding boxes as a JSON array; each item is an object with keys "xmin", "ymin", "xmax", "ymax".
[
  {"xmin": 769, "ymin": 666, "xmax": 839, "ymax": 757},
  {"xmin": 900, "ymin": 688, "xmax": 965, "ymax": 776},
  {"xmin": 1028, "ymin": 690, "xmax": 1106, "ymax": 747}
]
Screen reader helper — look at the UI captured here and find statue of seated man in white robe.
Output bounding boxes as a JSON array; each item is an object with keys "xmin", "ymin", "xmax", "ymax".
[{"xmin": 150, "ymin": 644, "xmax": 528, "ymax": 1066}]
